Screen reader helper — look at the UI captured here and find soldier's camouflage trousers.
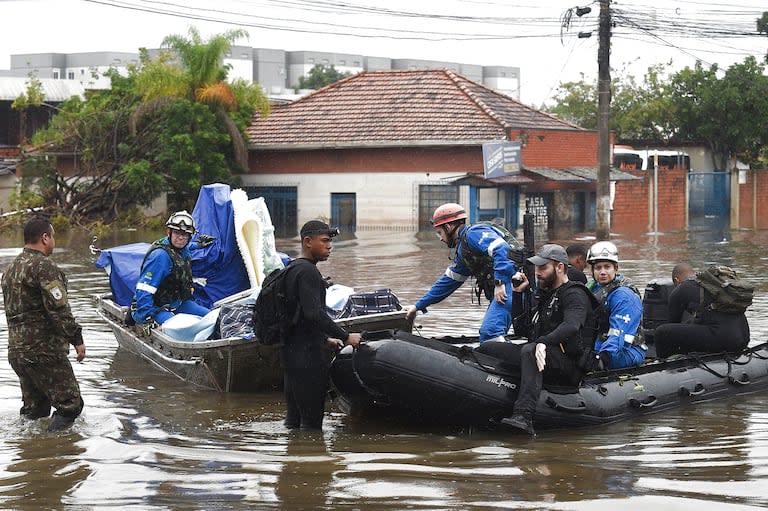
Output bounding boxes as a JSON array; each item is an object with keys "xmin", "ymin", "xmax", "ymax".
[{"xmin": 8, "ymin": 352, "xmax": 84, "ymax": 419}]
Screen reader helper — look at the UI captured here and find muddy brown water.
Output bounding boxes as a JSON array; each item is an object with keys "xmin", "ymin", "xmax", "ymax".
[{"xmin": 0, "ymin": 227, "xmax": 767, "ymax": 510}]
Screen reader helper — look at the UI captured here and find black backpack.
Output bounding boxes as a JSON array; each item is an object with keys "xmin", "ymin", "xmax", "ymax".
[{"xmin": 253, "ymin": 264, "xmax": 299, "ymax": 345}]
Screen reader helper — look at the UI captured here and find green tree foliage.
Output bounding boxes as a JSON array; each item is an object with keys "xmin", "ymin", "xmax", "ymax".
[
  {"xmin": 11, "ymin": 70, "xmax": 46, "ymax": 145},
  {"xmin": 547, "ymin": 57, "xmax": 768, "ymax": 169},
  {"xmin": 546, "ymin": 63, "xmax": 674, "ymax": 142},
  {"xmin": 296, "ymin": 64, "xmax": 352, "ymax": 90},
  {"xmin": 545, "ymin": 73, "xmax": 597, "ymax": 129},
  {"xmin": 27, "ymin": 70, "xmax": 161, "ymax": 222},
  {"xmin": 146, "ymin": 99, "xmax": 235, "ymax": 211},
  {"xmin": 758, "ymin": 12, "xmax": 768, "ymax": 63},
  {"xmin": 611, "ymin": 64, "xmax": 675, "ymax": 142},
  {"xmin": 130, "ymin": 27, "xmax": 270, "ymax": 210},
  {"xmin": 25, "ymin": 28, "xmax": 270, "ymax": 222},
  {"xmin": 669, "ymin": 57, "xmax": 768, "ymax": 169}
]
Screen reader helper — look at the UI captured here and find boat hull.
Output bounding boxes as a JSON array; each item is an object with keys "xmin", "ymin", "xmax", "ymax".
[
  {"xmin": 330, "ymin": 331, "xmax": 768, "ymax": 430},
  {"xmin": 96, "ymin": 294, "xmax": 412, "ymax": 392}
]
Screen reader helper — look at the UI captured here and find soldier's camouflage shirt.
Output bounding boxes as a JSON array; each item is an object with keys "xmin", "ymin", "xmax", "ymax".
[{"xmin": 1, "ymin": 247, "xmax": 83, "ymax": 356}]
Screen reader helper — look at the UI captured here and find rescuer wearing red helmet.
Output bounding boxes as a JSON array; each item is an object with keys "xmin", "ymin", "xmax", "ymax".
[{"xmin": 404, "ymin": 203, "xmax": 520, "ymax": 343}]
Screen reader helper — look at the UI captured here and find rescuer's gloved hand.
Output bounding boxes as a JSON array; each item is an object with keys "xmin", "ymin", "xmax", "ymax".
[
  {"xmin": 597, "ymin": 351, "xmax": 612, "ymax": 371},
  {"xmin": 197, "ymin": 234, "xmax": 215, "ymax": 248}
]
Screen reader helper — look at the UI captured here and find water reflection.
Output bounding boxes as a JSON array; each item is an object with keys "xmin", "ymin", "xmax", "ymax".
[
  {"xmin": 276, "ymin": 432, "xmax": 337, "ymax": 510},
  {"xmin": 0, "ymin": 227, "xmax": 767, "ymax": 508},
  {"xmin": 0, "ymin": 426, "xmax": 89, "ymax": 510}
]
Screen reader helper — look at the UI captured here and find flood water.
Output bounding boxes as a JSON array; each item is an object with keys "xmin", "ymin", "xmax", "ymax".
[{"xmin": 1, "ymin": 225, "xmax": 767, "ymax": 510}]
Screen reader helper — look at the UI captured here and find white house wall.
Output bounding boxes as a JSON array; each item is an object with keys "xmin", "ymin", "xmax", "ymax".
[{"xmin": 241, "ymin": 172, "xmax": 464, "ymax": 230}]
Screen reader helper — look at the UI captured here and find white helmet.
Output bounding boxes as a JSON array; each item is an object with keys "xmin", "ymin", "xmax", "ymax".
[
  {"xmin": 166, "ymin": 210, "xmax": 196, "ymax": 234},
  {"xmin": 587, "ymin": 241, "xmax": 619, "ymax": 265}
]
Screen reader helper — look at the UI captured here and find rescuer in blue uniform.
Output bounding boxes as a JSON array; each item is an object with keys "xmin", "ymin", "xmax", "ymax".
[
  {"xmin": 404, "ymin": 203, "xmax": 518, "ymax": 343},
  {"xmin": 131, "ymin": 210, "xmax": 212, "ymax": 326},
  {"xmin": 587, "ymin": 241, "xmax": 646, "ymax": 370}
]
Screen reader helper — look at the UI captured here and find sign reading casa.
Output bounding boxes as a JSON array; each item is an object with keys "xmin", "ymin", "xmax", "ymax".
[{"xmin": 482, "ymin": 141, "xmax": 522, "ymax": 178}]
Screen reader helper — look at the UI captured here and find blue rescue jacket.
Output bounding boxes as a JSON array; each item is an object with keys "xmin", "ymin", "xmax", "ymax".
[
  {"xmin": 590, "ymin": 274, "xmax": 644, "ymax": 360},
  {"xmin": 414, "ymin": 224, "xmax": 517, "ymax": 312},
  {"xmin": 132, "ymin": 238, "xmax": 201, "ymax": 324}
]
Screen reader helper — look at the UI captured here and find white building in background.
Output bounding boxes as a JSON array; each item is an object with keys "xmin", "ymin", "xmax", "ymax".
[
  {"xmin": 0, "ymin": 52, "xmax": 140, "ymax": 89},
  {"xmin": 0, "ymin": 47, "xmax": 522, "ymax": 101}
]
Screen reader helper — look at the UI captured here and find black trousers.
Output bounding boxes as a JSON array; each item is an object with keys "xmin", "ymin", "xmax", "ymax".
[
  {"xmin": 654, "ymin": 321, "xmax": 749, "ymax": 358},
  {"xmin": 283, "ymin": 365, "xmax": 330, "ymax": 430},
  {"xmin": 512, "ymin": 343, "xmax": 580, "ymax": 419}
]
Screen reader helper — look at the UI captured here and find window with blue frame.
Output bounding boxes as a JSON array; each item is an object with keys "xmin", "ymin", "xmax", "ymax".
[{"xmin": 243, "ymin": 186, "xmax": 298, "ymax": 238}]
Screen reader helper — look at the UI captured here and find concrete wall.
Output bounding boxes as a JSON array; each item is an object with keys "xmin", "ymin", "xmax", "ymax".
[
  {"xmin": 224, "ymin": 46, "xmax": 255, "ymax": 83},
  {"xmin": 254, "ymin": 48, "xmax": 287, "ymax": 94},
  {"xmin": 241, "ymin": 171, "xmax": 461, "ymax": 229},
  {"xmin": 0, "ymin": 174, "xmax": 16, "ymax": 213},
  {"xmin": 286, "ymin": 51, "xmax": 365, "ymax": 89},
  {"xmin": 482, "ymin": 66, "xmax": 521, "ymax": 100}
]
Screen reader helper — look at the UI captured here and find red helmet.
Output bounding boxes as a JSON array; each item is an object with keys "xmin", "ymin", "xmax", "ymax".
[{"xmin": 431, "ymin": 203, "xmax": 468, "ymax": 227}]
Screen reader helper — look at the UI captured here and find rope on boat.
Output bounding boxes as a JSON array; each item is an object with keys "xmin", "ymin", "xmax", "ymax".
[{"xmin": 691, "ymin": 343, "xmax": 768, "ymax": 381}]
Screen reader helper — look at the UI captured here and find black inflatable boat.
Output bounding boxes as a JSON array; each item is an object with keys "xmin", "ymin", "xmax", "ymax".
[{"xmin": 330, "ymin": 329, "xmax": 768, "ymax": 430}]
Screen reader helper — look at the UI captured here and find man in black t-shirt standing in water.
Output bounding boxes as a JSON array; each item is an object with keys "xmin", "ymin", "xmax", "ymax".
[{"xmin": 280, "ymin": 220, "xmax": 362, "ymax": 431}]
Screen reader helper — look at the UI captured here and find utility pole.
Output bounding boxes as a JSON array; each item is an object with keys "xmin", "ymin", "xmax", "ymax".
[{"xmin": 595, "ymin": 0, "xmax": 612, "ymax": 240}]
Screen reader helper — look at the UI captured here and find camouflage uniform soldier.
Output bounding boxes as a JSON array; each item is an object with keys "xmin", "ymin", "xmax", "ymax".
[{"xmin": 1, "ymin": 216, "xmax": 86, "ymax": 432}]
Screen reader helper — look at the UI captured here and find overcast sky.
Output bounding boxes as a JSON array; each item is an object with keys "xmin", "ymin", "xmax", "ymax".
[{"xmin": 1, "ymin": 0, "xmax": 766, "ymax": 107}]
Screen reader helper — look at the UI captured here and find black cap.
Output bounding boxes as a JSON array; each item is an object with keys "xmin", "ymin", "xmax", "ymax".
[
  {"xmin": 300, "ymin": 220, "xmax": 339, "ymax": 238},
  {"xmin": 528, "ymin": 243, "xmax": 569, "ymax": 265}
]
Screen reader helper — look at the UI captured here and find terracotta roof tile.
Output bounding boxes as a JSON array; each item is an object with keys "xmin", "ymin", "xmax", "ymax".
[{"xmin": 247, "ymin": 69, "xmax": 583, "ymax": 148}]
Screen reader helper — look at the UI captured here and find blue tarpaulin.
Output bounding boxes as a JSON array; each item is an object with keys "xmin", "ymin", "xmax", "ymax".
[
  {"xmin": 94, "ymin": 242, "xmax": 151, "ymax": 306},
  {"xmin": 95, "ymin": 183, "xmax": 251, "ymax": 307},
  {"xmin": 188, "ymin": 184, "xmax": 251, "ymax": 307}
]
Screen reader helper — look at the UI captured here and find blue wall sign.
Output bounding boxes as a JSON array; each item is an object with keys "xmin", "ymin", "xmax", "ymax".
[{"xmin": 482, "ymin": 141, "xmax": 522, "ymax": 178}]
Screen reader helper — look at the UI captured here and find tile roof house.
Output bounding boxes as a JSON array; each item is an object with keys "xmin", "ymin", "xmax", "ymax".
[
  {"xmin": 245, "ymin": 69, "xmax": 633, "ymax": 237},
  {"xmin": 247, "ymin": 69, "xmax": 579, "ymax": 147}
]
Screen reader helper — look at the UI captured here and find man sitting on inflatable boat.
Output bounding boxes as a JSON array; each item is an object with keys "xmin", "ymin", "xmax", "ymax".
[
  {"xmin": 654, "ymin": 262, "xmax": 750, "ymax": 358},
  {"xmin": 500, "ymin": 243, "xmax": 598, "ymax": 435},
  {"xmin": 131, "ymin": 211, "xmax": 213, "ymax": 327}
]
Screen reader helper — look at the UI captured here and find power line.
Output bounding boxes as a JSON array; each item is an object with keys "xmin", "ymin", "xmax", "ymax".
[
  {"xmin": 81, "ymin": 0, "xmax": 573, "ymax": 41},
  {"xmin": 81, "ymin": 0, "xmax": 767, "ymax": 47},
  {"xmin": 76, "ymin": 0, "xmax": 767, "ymax": 76}
]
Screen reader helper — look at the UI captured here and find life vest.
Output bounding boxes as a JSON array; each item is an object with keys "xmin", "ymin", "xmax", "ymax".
[
  {"xmin": 458, "ymin": 222, "xmax": 520, "ymax": 301},
  {"xmin": 142, "ymin": 241, "xmax": 194, "ymax": 307},
  {"xmin": 591, "ymin": 276, "xmax": 645, "ymax": 346},
  {"xmin": 532, "ymin": 281, "xmax": 600, "ymax": 359}
]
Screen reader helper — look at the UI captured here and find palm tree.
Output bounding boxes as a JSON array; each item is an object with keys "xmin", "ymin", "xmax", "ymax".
[{"xmin": 130, "ymin": 27, "xmax": 267, "ymax": 170}]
